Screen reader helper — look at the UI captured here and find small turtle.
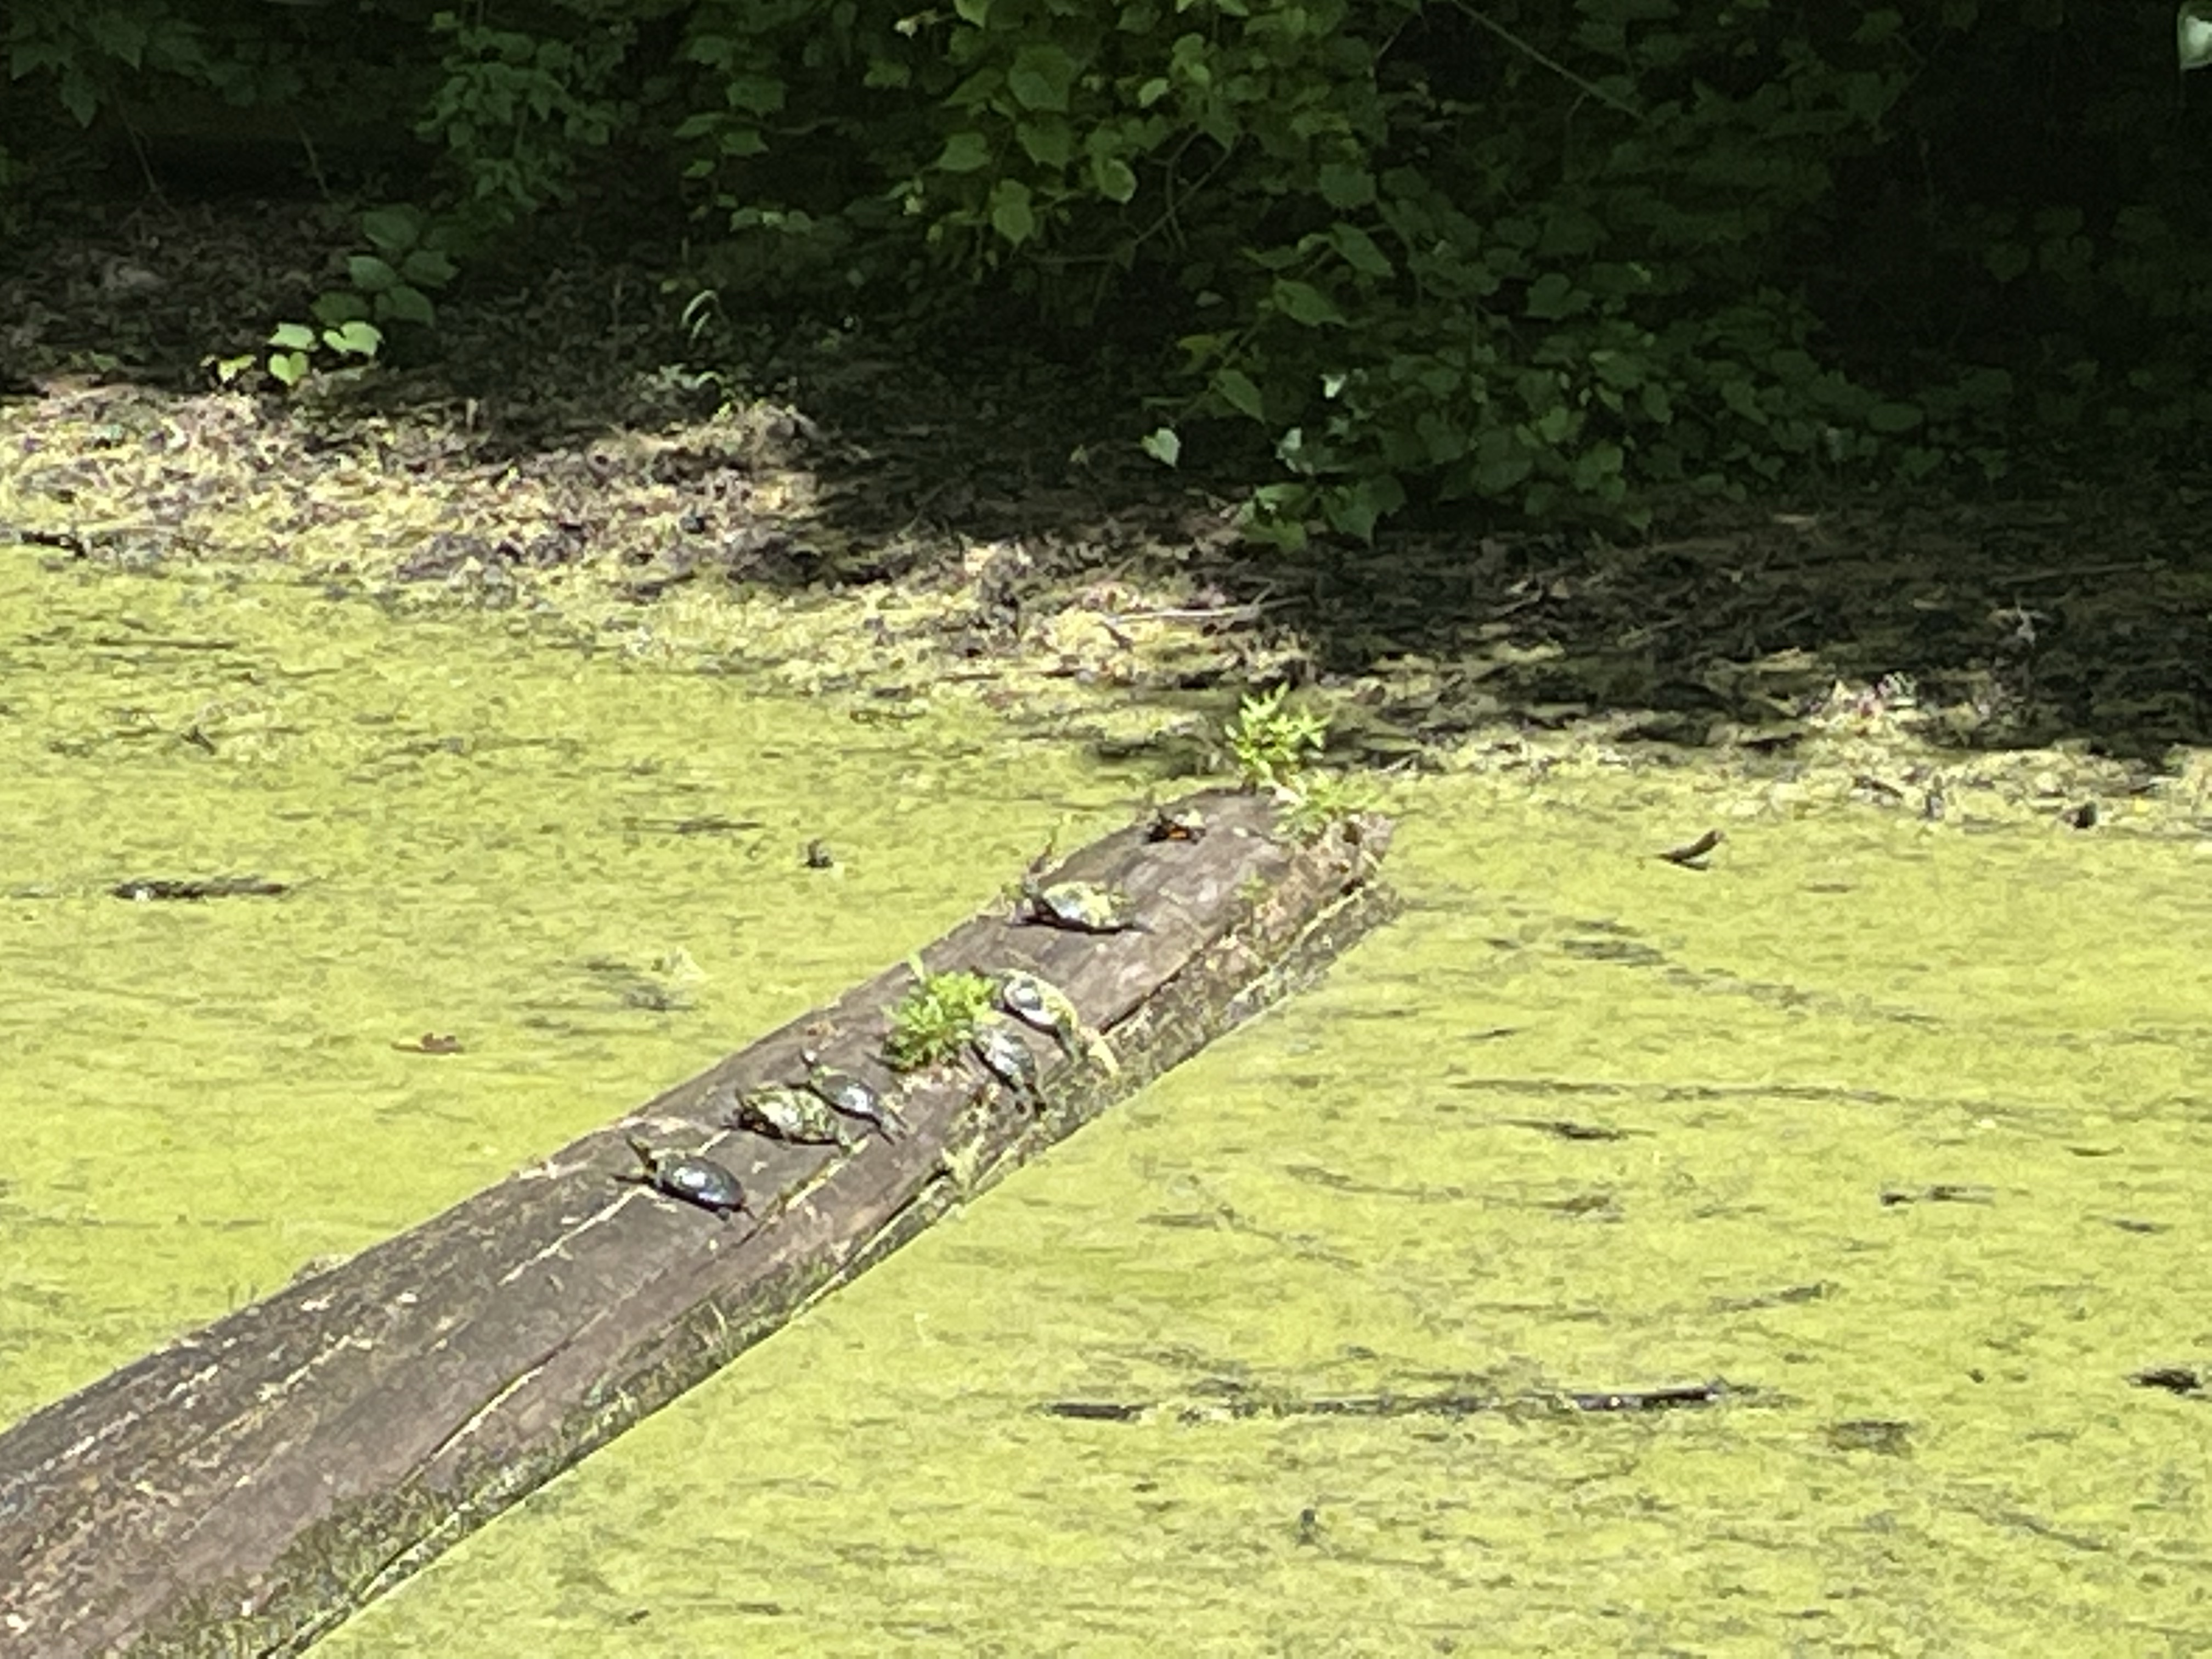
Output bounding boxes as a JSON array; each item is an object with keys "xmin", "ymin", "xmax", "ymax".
[
  {"xmin": 1018, "ymin": 876, "xmax": 1147, "ymax": 934},
  {"xmin": 1146, "ymin": 804, "xmax": 1207, "ymax": 843},
  {"xmin": 727, "ymin": 1085, "xmax": 861, "ymax": 1150},
  {"xmin": 624, "ymin": 1134, "xmax": 749, "ymax": 1222},
  {"xmin": 998, "ymin": 970, "xmax": 1119, "ymax": 1076},
  {"xmin": 802, "ymin": 1049, "xmax": 906, "ymax": 1139},
  {"xmin": 971, "ymin": 1020, "xmax": 1043, "ymax": 1103}
]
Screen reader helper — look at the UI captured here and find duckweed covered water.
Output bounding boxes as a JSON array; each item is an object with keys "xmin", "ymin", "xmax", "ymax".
[
  {"xmin": 313, "ymin": 784, "xmax": 2212, "ymax": 1657},
  {"xmin": 0, "ymin": 551, "xmax": 1142, "ymax": 1423},
  {"xmin": 8, "ymin": 551, "xmax": 2212, "ymax": 1654}
]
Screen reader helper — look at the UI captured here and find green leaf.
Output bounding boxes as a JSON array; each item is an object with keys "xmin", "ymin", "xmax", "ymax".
[
  {"xmin": 311, "ymin": 291, "xmax": 371, "ymax": 327},
  {"xmin": 936, "ymin": 131, "xmax": 992, "ymax": 172},
  {"xmin": 58, "ymin": 71, "xmax": 99, "ymax": 127},
  {"xmin": 379, "ymin": 285, "xmax": 436, "ymax": 326},
  {"xmin": 401, "ymin": 249, "xmax": 458, "ymax": 289},
  {"xmin": 1214, "ymin": 367, "xmax": 1265, "ymax": 419},
  {"xmin": 268, "ymin": 323, "xmax": 317, "ymax": 352},
  {"xmin": 347, "ymin": 255, "xmax": 400, "ymax": 294},
  {"xmin": 723, "ymin": 74, "xmax": 786, "ymax": 115},
  {"xmin": 323, "ymin": 320, "xmax": 385, "ymax": 359},
  {"xmin": 989, "ymin": 179, "xmax": 1036, "ymax": 245},
  {"xmin": 1865, "ymin": 401, "xmax": 1923, "ymax": 433},
  {"xmin": 1316, "ymin": 162, "xmax": 1373, "ymax": 208},
  {"xmin": 1092, "ymin": 153, "xmax": 1138, "ymax": 202},
  {"xmin": 1523, "ymin": 272, "xmax": 1588, "ymax": 320},
  {"xmin": 1271, "ymin": 279, "xmax": 1342, "ymax": 327},
  {"xmin": 267, "ymin": 351, "xmax": 309, "ymax": 388},
  {"xmin": 954, "ymin": 0, "xmax": 990, "ymax": 22},
  {"xmin": 1017, "ymin": 118, "xmax": 1073, "ymax": 167},
  {"xmin": 1329, "ymin": 222, "xmax": 1392, "ymax": 276},
  {"xmin": 1570, "ymin": 441, "xmax": 1624, "ymax": 492},
  {"xmin": 2182, "ymin": 0, "xmax": 2212, "ymax": 70},
  {"xmin": 1324, "ymin": 474, "xmax": 1401, "ymax": 542},
  {"xmin": 1472, "ymin": 429, "xmax": 1532, "ymax": 494},
  {"xmin": 1140, "ymin": 426, "xmax": 1182, "ymax": 465},
  {"xmin": 359, "ymin": 207, "xmax": 422, "ymax": 253},
  {"xmin": 1007, "ymin": 43, "xmax": 1076, "ymax": 111}
]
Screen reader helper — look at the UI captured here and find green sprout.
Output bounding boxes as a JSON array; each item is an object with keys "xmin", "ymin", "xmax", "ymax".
[
  {"xmin": 1225, "ymin": 686, "xmax": 1329, "ymax": 791},
  {"xmin": 883, "ymin": 960, "xmax": 996, "ymax": 1071},
  {"xmin": 1277, "ymin": 770, "xmax": 1374, "ymax": 840}
]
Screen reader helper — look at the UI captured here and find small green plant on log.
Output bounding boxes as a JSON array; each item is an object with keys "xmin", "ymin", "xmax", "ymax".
[
  {"xmin": 1278, "ymin": 771, "xmax": 1373, "ymax": 841},
  {"xmin": 1227, "ymin": 687, "xmax": 1328, "ymax": 792},
  {"xmin": 883, "ymin": 961, "xmax": 996, "ymax": 1071}
]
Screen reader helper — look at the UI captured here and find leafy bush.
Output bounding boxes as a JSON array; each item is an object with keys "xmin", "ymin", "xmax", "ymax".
[
  {"xmin": 657, "ymin": 0, "xmax": 1979, "ymax": 535},
  {"xmin": 265, "ymin": 205, "xmax": 460, "ymax": 388},
  {"xmin": 14, "ymin": 0, "xmax": 2212, "ymax": 534}
]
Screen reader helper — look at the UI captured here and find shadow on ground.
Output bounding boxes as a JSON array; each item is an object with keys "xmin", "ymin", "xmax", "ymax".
[{"xmin": 5, "ymin": 189, "xmax": 2211, "ymax": 781}]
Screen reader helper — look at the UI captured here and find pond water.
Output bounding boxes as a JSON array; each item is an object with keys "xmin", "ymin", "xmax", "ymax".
[
  {"xmin": 8, "ymin": 551, "xmax": 2212, "ymax": 1654},
  {"xmin": 0, "ymin": 551, "xmax": 1141, "ymax": 1421}
]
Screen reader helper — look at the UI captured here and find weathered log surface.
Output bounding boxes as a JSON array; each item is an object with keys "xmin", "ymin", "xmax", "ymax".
[{"xmin": 0, "ymin": 791, "xmax": 1394, "ymax": 1659}]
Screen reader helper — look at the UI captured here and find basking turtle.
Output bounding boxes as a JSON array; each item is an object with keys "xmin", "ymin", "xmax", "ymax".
[
  {"xmin": 1017, "ymin": 875, "xmax": 1147, "ymax": 935},
  {"xmin": 1145, "ymin": 804, "xmax": 1207, "ymax": 843},
  {"xmin": 802, "ymin": 1049, "xmax": 906, "ymax": 1140},
  {"xmin": 623, "ymin": 1134, "xmax": 749, "ymax": 1222},
  {"xmin": 971, "ymin": 1020, "xmax": 1043, "ymax": 1104},
  {"xmin": 727, "ymin": 1085, "xmax": 861, "ymax": 1150},
  {"xmin": 998, "ymin": 969, "xmax": 1119, "ymax": 1076}
]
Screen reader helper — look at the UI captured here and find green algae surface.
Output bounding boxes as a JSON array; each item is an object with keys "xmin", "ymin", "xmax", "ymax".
[
  {"xmin": 8, "ymin": 550, "xmax": 2212, "ymax": 1654},
  {"xmin": 318, "ymin": 766, "xmax": 2212, "ymax": 1655},
  {"xmin": 0, "ymin": 549, "xmax": 1144, "ymax": 1424}
]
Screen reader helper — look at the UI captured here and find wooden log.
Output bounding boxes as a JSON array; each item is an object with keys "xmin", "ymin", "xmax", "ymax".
[{"xmin": 0, "ymin": 791, "xmax": 1395, "ymax": 1659}]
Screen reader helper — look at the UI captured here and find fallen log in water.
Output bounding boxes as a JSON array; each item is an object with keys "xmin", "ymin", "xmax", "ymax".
[{"xmin": 0, "ymin": 790, "xmax": 1394, "ymax": 1659}]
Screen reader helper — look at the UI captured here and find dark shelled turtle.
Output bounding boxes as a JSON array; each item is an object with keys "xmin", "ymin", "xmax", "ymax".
[
  {"xmin": 971, "ymin": 1020, "xmax": 1043, "ymax": 1103},
  {"xmin": 727, "ymin": 1085, "xmax": 861, "ymax": 1150},
  {"xmin": 998, "ymin": 969, "xmax": 1119, "ymax": 1076},
  {"xmin": 1017, "ymin": 876, "xmax": 1147, "ymax": 934},
  {"xmin": 1145, "ymin": 804, "xmax": 1208, "ymax": 843},
  {"xmin": 623, "ymin": 1134, "xmax": 749, "ymax": 1222},
  {"xmin": 802, "ymin": 1049, "xmax": 906, "ymax": 1139}
]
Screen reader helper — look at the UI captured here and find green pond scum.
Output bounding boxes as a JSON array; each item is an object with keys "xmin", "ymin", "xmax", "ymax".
[
  {"xmin": 0, "ymin": 549, "xmax": 1142, "ymax": 1422},
  {"xmin": 8, "ymin": 548, "xmax": 2212, "ymax": 1655}
]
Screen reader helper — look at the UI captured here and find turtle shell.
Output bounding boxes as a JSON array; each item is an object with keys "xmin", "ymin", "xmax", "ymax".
[
  {"xmin": 803, "ymin": 1052, "xmax": 905, "ymax": 1139},
  {"xmin": 1021, "ymin": 879, "xmax": 1143, "ymax": 934},
  {"xmin": 730, "ymin": 1085, "xmax": 858, "ymax": 1149},
  {"xmin": 998, "ymin": 970, "xmax": 1075, "ymax": 1035},
  {"xmin": 627, "ymin": 1135, "xmax": 747, "ymax": 1220},
  {"xmin": 1146, "ymin": 806, "xmax": 1207, "ymax": 843},
  {"xmin": 971, "ymin": 1022, "xmax": 1042, "ymax": 1097}
]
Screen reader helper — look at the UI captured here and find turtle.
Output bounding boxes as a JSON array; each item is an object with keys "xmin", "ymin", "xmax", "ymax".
[
  {"xmin": 802, "ymin": 1049, "xmax": 907, "ymax": 1139},
  {"xmin": 1017, "ymin": 876, "xmax": 1147, "ymax": 934},
  {"xmin": 623, "ymin": 1134, "xmax": 749, "ymax": 1222},
  {"xmin": 727, "ymin": 1085, "xmax": 861, "ymax": 1150},
  {"xmin": 971, "ymin": 1020, "xmax": 1043, "ymax": 1104},
  {"xmin": 1145, "ymin": 804, "xmax": 1208, "ymax": 843},
  {"xmin": 998, "ymin": 969, "xmax": 1119, "ymax": 1077}
]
